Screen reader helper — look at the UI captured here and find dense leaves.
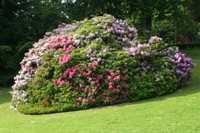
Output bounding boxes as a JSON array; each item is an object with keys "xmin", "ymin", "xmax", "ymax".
[{"xmin": 0, "ymin": 0, "xmax": 68, "ymax": 86}]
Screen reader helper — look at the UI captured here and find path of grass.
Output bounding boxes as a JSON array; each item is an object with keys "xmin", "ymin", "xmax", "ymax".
[{"xmin": 0, "ymin": 49, "xmax": 200, "ymax": 133}]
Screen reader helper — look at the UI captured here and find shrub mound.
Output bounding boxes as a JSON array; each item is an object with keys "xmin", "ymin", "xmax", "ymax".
[{"xmin": 12, "ymin": 15, "xmax": 195, "ymax": 114}]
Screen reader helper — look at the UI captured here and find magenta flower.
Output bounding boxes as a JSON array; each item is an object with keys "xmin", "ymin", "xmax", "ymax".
[
  {"xmin": 114, "ymin": 75, "xmax": 120, "ymax": 81},
  {"xmin": 92, "ymin": 99, "xmax": 97, "ymax": 103},
  {"xmin": 87, "ymin": 93, "xmax": 91, "ymax": 98}
]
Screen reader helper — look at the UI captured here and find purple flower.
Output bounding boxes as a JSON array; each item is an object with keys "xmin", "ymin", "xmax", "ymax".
[
  {"xmin": 128, "ymin": 27, "xmax": 135, "ymax": 32},
  {"xmin": 117, "ymin": 37, "xmax": 122, "ymax": 41},
  {"xmin": 181, "ymin": 63, "xmax": 187, "ymax": 67},
  {"xmin": 137, "ymin": 44, "xmax": 143, "ymax": 48},
  {"xmin": 184, "ymin": 58, "xmax": 191, "ymax": 62},
  {"xmin": 128, "ymin": 34, "xmax": 133, "ymax": 38},
  {"xmin": 149, "ymin": 36, "xmax": 162, "ymax": 44},
  {"xmin": 176, "ymin": 70, "xmax": 182, "ymax": 75}
]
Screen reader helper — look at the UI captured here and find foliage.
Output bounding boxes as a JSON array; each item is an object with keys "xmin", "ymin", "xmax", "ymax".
[
  {"xmin": 0, "ymin": 0, "xmax": 68, "ymax": 86},
  {"xmin": 64, "ymin": 0, "xmax": 198, "ymax": 42},
  {"xmin": 0, "ymin": 0, "xmax": 199, "ymax": 87},
  {"xmin": 11, "ymin": 15, "xmax": 195, "ymax": 114},
  {"xmin": 0, "ymin": 45, "xmax": 13, "ymax": 86},
  {"xmin": 152, "ymin": 19, "xmax": 177, "ymax": 43},
  {"xmin": 17, "ymin": 103, "xmax": 84, "ymax": 115}
]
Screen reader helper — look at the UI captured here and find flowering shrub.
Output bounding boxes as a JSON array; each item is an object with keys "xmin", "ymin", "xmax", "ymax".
[{"xmin": 12, "ymin": 14, "xmax": 195, "ymax": 114}]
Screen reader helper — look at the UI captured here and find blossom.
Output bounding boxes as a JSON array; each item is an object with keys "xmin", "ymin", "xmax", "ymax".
[
  {"xmin": 92, "ymin": 99, "xmax": 97, "ymax": 103},
  {"xmin": 87, "ymin": 94, "xmax": 91, "ymax": 98},
  {"xmin": 88, "ymin": 63, "xmax": 97, "ymax": 69},
  {"xmin": 148, "ymin": 36, "xmax": 163, "ymax": 44},
  {"xmin": 114, "ymin": 75, "xmax": 120, "ymax": 81},
  {"xmin": 59, "ymin": 54, "xmax": 71, "ymax": 65}
]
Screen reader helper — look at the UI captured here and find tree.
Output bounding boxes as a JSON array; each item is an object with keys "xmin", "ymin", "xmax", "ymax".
[{"xmin": 0, "ymin": 0, "xmax": 67, "ymax": 86}]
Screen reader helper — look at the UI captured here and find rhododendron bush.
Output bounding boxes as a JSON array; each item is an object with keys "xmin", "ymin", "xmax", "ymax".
[{"xmin": 12, "ymin": 15, "xmax": 195, "ymax": 114}]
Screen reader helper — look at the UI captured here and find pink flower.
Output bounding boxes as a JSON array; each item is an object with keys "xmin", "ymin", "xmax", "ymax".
[
  {"xmin": 109, "ymin": 82, "xmax": 114, "ymax": 86},
  {"xmin": 103, "ymin": 92, "xmax": 108, "ymax": 96},
  {"xmin": 107, "ymin": 76, "xmax": 112, "ymax": 80},
  {"xmin": 117, "ymin": 70, "xmax": 120, "ymax": 74},
  {"xmin": 98, "ymin": 75, "xmax": 103, "ymax": 79},
  {"xmin": 125, "ymin": 69, "xmax": 128, "ymax": 73},
  {"xmin": 86, "ymin": 70, "xmax": 92, "ymax": 76},
  {"xmin": 73, "ymin": 89, "xmax": 77, "ymax": 94},
  {"xmin": 57, "ymin": 79, "xmax": 65, "ymax": 85},
  {"xmin": 83, "ymin": 72, "xmax": 87, "ymax": 76},
  {"xmin": 108, "ymin": 70, "xmax": 113, "ymax": 73},
  {"xmin": 91, "ymin": 81, "xmax": 95, "ymax": 85},
  {"xmin": 122, "ymin": 82, "xmax": 128, "ymax": 88},
  {"xmin": 88, "ymin": 63, "xmax": 97, "ymax": 69},
  {"xmin": 82, "ymin": 99, "xmax": 88, "ymax": 103},
  {"xmin": 114, "ymin": 75, "xmax": 120, "ymax": 81},
  {"xmin": 78, "ymin": 97, "xmax": 82, "ymax": 101},
  {"xmin": 92, "ymin": 99, "xmax": 97, "ymax": 103},
  {"xmin": 52, "ymin": 79, "xmax": 57, "ymax": 84},
  {"xmin": 109, "ymin": 71, "xmax": 115, "ymax": 76},
  {"xmin": 109, "ymin": 85, "xmax": 113, "ymax": 89},
  {"xmin": 76, "ymin": 102, "xmax": 80, "ymax": 106},
  {"xmin": 86, "ymin": 86, "xmax": 89, "ymax": 88},
  {"xmin": 117, "ymin": 85, "xmax": 121, "ymax": 89},
  {"xmin": 113, "ymin": 89, "xmax": 120, "ymax": 93},
  {"xmin": 106, "ymin": 97, "xmax": 109, "ymax": 100},
  {"xmin": 92, "ymin": 89, "xmax": 96, "ymax": 92},
  {"xmin": 95, "ymin": 79, "xmax": 100, "ymax": 84},
  {"xmin": 88, "ymin": 93, "xmax": 91, "ymax": 98},
  {"xmin": 59, "ymin": 54, "xmax": 71, "ymax": 65},
  {"xmin": 64, "ymin": 45, "xmax": 74, "ymax": 52}
]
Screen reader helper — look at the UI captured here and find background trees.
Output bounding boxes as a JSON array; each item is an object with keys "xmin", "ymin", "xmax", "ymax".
[{"xmin": 0, "ymin": 0, "xmax": 199, "ymax": 86}]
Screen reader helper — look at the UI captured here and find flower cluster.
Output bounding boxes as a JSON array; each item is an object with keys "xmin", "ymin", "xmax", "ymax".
[
  {"xmin": 54, "ymin": 63, "xmax": 129, "ymax": 106},
  {"xmin": 12, "ymin": 14, "xmax": 195, "ymax": 113},
  {"xmin": 103, "ymin": 69, "xmax": 129, "ymax": 104},
  {"xmin": 172, "ymin": 53, "xmax": 195, "ymax": 84},
  {"xmin": 126, "ymin": 36, "xmax": 195, "ymax": 86},
  {"xmin": 44, "ymin": 23, "xmax": 78, "ymax": 38},
  {"xmin": 12, "ymin": 35, "xmax": 74, "ymax": 107},
  {"xmin": 54, "ymin": 63, "xmax": 99, "ymax": 106},
  {"xmin": 107, "ymin": 22, "xmax": 137, "ymax": 47},
  {"xmin": 12, "ymin": 38, "xmax": 51, "ymax": 107},
  {"xmin": 148, "ymin": 36, "xmax": 164, "ymax": 44},
  {"xmin": 128, "ymin": 44, "xmax": 150, "ymax": 56},
  {"xmin": 48, "ymin": 35, "xmax": 74, "ymax": 65}
]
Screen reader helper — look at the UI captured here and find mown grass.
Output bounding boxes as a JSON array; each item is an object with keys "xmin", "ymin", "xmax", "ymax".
[{"xmin": 0, "ymin": 48, "xmax": 200, "ymax": 133}]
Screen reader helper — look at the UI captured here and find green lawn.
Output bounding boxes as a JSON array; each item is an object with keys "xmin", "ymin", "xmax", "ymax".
[{"xmin": 1, "ymin": 49, "xmax": 200, "ymax": 133}]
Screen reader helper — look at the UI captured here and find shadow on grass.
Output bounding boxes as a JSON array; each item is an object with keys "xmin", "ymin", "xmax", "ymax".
[{"xmin": 0, "ymin": 88, "xmax": 12, "ymax": 105}]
